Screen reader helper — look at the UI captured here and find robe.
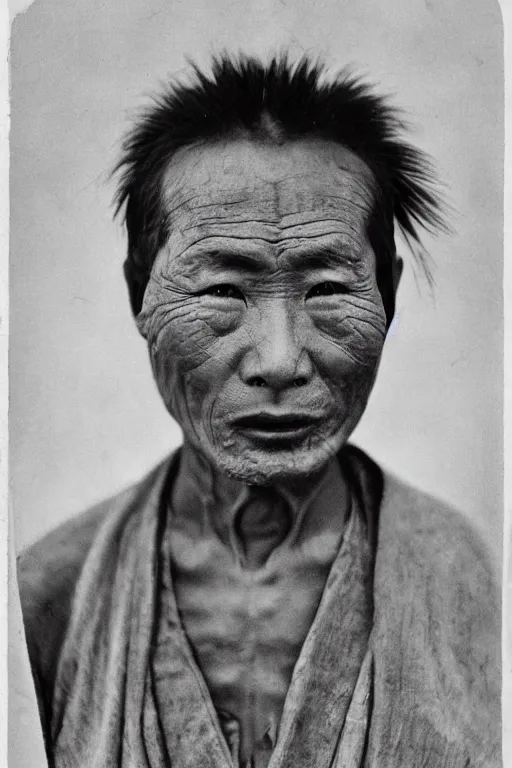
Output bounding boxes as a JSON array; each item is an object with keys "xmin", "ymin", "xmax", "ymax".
[{"xmin": 17, "ymin": 445, "xmax": 501, "ymax": 767}]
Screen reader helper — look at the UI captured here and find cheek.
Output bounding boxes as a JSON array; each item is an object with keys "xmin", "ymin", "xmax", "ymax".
[
  {"xmin": 145, "ymin": 298, "xmax": 240, "ymax": 370},
  {"xmin": 310, "ymin": 294, "xmax": 386, "ymax": 392},
  {"xmin": 141, "ymin": 297, "xmax": 245, "ymax": 420}
]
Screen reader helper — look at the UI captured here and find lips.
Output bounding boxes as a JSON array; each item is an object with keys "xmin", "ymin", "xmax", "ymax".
[{"xmin": 232, "ymin": 411, "xmax": 321, "ymax": 441}]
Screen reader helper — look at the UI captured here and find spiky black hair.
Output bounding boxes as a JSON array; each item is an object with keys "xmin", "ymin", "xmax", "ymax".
[{"xmin": 114, "ymin": 53, "xmax": 447, "ymax": 320}]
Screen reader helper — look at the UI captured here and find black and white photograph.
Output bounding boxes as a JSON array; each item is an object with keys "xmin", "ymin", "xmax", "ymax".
[{"xmin": 6, "ymin": 1, "xmax": 505, "ymax": 766}]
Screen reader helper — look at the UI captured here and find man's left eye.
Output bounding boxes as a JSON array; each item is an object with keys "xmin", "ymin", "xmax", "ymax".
[
  {"xmin": 202, "ymin": 284, "xmax": 245, "ymax": 300},
  {"xmin": 306, "ymin": 281, "xmax": 349, "ymax": 298}
]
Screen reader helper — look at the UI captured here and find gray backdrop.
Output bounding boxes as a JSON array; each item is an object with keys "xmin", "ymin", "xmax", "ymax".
[{"xmin": 9, "ymin": 0, "xmax": 503, "ymax": 560}]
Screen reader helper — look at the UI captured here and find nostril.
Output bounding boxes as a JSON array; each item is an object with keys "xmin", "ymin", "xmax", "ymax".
[
  {"xmin": 293, "ymin": 377, "xmax": 308, "ymax": 387},
  {"xmin": 248, "ymin": 376, "xmax": 268, "ymax": 388}
]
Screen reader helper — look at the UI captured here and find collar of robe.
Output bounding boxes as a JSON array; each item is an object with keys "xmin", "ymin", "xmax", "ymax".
[{"xmin": 50, "ymin": 445, "xmax": 501, "ymax": 768}]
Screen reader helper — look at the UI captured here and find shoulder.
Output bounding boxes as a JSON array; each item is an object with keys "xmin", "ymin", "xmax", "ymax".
[
  {"xmin": 377, "ymin": 468, "xmax": 500, "ymax": 670},
  {"xmin": 17, "ymin": 497, "xmax": 113, "ymax": 689},
  {"xmin": 16, "ymin": 496, "xmax": 115, "ymax": 752},
  {"xmin": 18, "ymin": 453, "xmax": 178, "ymax": 667},
  {"xmin": 341, "ymin": 444, "xmax": 496, "ymax": 578},
  {"xmin": 380, "ymin": 470, "xmax": 497, "ymax": 580},
  {"xmin": 17, "ymin": 454, "xmax": 177, "ymax": 752},
  {"xmin": 377, "ymin": 468, "xmax": 500, "ymax": 759},
  {"xmin": 17, "ymin": 455, "xmax": 176, "ymax": 698}
]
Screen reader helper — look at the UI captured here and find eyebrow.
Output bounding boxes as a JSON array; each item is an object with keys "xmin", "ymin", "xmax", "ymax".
[
  {"xmin": 188, "ymin": 249, "xmax": 269, "ymax": 273},
  {"xmin": 284, "ymin": 245, "xmax": 358, "ymax": 271},
  {"xmin": 179, "ymin": 237, "xmax": 363, "ymax": 273}
]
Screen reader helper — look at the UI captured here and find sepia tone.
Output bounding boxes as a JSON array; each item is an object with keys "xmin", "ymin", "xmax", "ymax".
[{"xmin": 8, "ymin": 1, "xmax": 503, "ymax": 767}]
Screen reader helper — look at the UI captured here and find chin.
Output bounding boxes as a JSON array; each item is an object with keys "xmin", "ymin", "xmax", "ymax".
[{"xmin": 206, "ymin": 433, "xmax": 346, "ymax": 486}]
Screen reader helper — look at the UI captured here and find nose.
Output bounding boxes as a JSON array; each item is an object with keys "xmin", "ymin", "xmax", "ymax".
[{"xmin": 240, "ymin": 302, "xmax": 314, "ymax": 390}]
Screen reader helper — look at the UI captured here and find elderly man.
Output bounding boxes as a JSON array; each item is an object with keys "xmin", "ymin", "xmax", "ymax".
[{"xmin": 18, "ymin": 55, "xmax": 500, "ymax": 768}]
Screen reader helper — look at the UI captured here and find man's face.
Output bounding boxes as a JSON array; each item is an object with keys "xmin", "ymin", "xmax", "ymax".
[{"xmin": 136, "ymin": 137, "xmax": 388, "ymax": 484}]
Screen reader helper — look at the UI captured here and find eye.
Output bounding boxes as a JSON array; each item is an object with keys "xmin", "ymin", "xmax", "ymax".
[
  {"xmin": 202, "ymin": 284, "xmax": 245, "ymax": 301},
  {"xmin": 306, "ymin": 281, "xmax": 349, "ymax": 299}
]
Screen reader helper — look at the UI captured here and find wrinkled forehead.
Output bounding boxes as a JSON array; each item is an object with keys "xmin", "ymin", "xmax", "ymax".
[{"xmin": 161, "ymin": 137, "xmax": 378, "ymax": 239}]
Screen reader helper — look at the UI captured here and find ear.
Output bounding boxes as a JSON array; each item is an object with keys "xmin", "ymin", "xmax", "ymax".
[
  {"xmin": 381, "ymin": 254, "xmax": 403, "ymax": 331},
  {"xmin": 392, "ymin": 255, "xmax": 403, "ymax": 295},
  {"xmin": 123, "ymin": 257, "xmax": 149, "ymax": 317}
]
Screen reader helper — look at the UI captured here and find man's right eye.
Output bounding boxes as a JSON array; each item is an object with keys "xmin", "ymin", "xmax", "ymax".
[{"xmin": 202, "ymin": 284, "xmax": 245, "ymax": 300}]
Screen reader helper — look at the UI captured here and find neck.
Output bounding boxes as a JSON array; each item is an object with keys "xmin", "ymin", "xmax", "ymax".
[{"xmin": 170, "ymin": 441, "xmax": 350, "ymax": 555}]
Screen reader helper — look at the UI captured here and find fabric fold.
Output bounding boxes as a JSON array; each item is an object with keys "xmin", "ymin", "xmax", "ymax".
[
  {"xmin": 48, "ymin": 446, "xmax": 501, "ymax": 768},
  {"xmin": 51, "ymin": 463, "xmax": 171, "ymax": 768},
  {"xmin": 267, "ymin": 500, "xmax": 374, "ymax": 768}
]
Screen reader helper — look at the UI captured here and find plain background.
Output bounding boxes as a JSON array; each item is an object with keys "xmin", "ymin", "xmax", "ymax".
[{"xmin": 9, "ymin": 0, "xmax": 503, "ymax": 563}]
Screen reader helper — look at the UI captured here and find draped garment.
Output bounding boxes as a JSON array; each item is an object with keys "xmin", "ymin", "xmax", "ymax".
[{"xmin": 19, "ymin": 447, "xmax": 501, "ymax": 767}]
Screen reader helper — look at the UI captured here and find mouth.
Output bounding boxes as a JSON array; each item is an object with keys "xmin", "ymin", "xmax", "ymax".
[{"xmin": 232, "ymin": 412, "xmax": 321, "ymax": 443}]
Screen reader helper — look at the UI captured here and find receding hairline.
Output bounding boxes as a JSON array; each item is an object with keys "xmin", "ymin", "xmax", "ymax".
[
  {"xmin": 113, "ymin": 52, "xmax": 447, "ymax": 317},
  {"xmin": 159, "ymin": 130, "xmax": 380, "ymax": 217}
]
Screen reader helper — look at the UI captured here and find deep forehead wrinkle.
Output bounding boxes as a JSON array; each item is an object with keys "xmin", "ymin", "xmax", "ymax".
[
  {"xmin": 164, "ymin": 218, "xmax": 372, "ymax": 277},
  {"xmin": 163, "ymin": 136, "xmax": 376, "ymax": 213},
  {"xmin": 166, "ymin": 174, "xmax": 374, "ymax": 225},
  {"xmin": 167, "ymin": 187, "xmax": 375, "ymax": 266},
  {"xmin": 159, "ymin": 137, "xmax": 378, "ymax": 273},
  {"xmin": 169, "ymin": 216, "xmax": 370, "ymax": 264}
]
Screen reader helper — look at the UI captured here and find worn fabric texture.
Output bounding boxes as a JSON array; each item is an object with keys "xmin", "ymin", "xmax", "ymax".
[{"xmin": 18, "ymin": 446, "xmax": 501, "ymax": 767}]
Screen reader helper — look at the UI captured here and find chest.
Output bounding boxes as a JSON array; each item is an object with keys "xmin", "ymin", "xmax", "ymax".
[{"xmin": 169, "ymin": 525, "xmax": 342, "ymax": 763}]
